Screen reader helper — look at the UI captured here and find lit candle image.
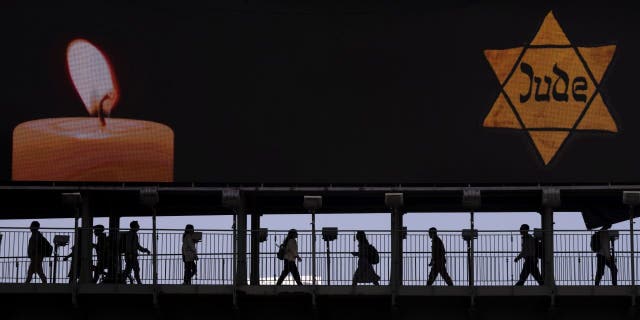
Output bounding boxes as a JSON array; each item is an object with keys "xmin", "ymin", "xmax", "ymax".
[{"xmin": 12, "ymin": 39, "xmax": 174, "ymax": 182}]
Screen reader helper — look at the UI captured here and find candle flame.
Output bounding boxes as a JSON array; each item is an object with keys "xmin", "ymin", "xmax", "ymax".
[{"xmin": 66, "ymin": 39, "xmax": 119, "ymax": 118}]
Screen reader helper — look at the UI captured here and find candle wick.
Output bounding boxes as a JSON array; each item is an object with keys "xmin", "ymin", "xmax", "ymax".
[{"xmin": 98, "ymin": 95, "xmax": 109, "ymax": 127}]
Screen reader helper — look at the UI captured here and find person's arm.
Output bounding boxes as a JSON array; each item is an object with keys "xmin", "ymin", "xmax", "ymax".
[
  {"xmin": 187, "ymin": 235, "xmax": 198, "ymax": 259},
  {"xmin": 514, "ymin": 240, "xmax": 525, "ymax": 262},
  {"xmin": 137, "ymin": 235, "xmax": 150, "ymax": 254},
  {"xmin": 292, "ymin": 240, "xmax": 301, "ymax": 261}
]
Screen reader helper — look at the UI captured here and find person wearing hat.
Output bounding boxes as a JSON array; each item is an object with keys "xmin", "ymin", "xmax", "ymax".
[
  {"xmin": 25, "ymin": 221, "xmax": 50, "ymax": 283},
  {"xmin": 427, "ymin": 227, "xmax": 453, "ymax": 286},
  {"xmin": 594, "ymin": 223, "xmax": 617, "ymax": 286},
  {"xmin": 182, "ymin": 224, "xmax": 198, "ymax": 285},
  {"xmin": 124, "ymin": 221, "xmax": 150, "ymax": 284},
  {"xmin": 92, "ymin": 225, "xmax": 108, "ymax": 283},
  {"xmin": 514, "ymin": 224, "xmax": 543, "ymax": 286}
]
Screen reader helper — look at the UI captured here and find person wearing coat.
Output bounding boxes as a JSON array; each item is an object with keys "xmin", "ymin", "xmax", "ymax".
[
  {"xmin": 25, "ymin": 221, "xmax": 48, "ymax": 283},
  {"xmin": 182, "ymin": 224, "xmax": 198, "ymax": 285},
  {"xmin": 514, "ymin": 224, "xmax": 543, "ymax": 286},
  {"xmin": 124, "ymin": 220, "xmax": 150, "ymax": 284},
  {"xmin": 426, "ymin": 227, "xmax": 453, "ymax": 286},
  {"xmin": 351, "ymin": 231, "xmax": 380, "ymax": 286},
  {"xmin": 275, "ymin": 229, "xmax": 303, "ymax": 285}
]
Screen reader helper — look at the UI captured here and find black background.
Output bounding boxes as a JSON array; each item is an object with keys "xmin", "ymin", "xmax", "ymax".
[{"xmin": 0, "ymin": 1, "xmax": 638, "ymax": 184}]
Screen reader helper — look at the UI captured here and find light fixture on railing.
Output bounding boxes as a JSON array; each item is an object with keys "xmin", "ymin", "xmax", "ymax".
[
  {"xmin": 52, "ymin": 235, "xmax": 70, "ymax": 284},
  {"xmin": 461, "ymin": 229, "xmax": 478, "ymax": 242}
]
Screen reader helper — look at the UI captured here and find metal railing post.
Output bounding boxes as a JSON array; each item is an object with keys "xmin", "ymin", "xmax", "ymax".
[
  {"xmin": 630, "ymin": 205, "xmax": 636, "ymax": 287},
  {"xmin": 152, "ymin": 210, "xmax": 158, "ymax": 286},
  {"xmin": 311, "ymin": 210, "xmax": 317, "ymax": 286},
  {"xmin": 622, "ymin": 191, "xmax": 639, "ymax": 289},
  {"xmin": 303, "ymin": 196, "xmax": 322, "ymax": 288}
]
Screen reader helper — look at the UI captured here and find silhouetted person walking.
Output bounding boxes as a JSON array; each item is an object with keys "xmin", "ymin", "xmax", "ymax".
[
  {"xmin": 92, "ymin": 225, "xmax": 107, "ymax": 283},
  {"xmin": 514, "ymin": 224, "xmax": 543, "ymax": 286},
  {"xmin": 25, "ymin": 221, "xmax": 50, "ymax": 283},
  {"xmin": 427, "ymin": 227, "xmax": 453, "ymax": 286},
  {"xmin": 352, "ymin": 231, "xmax": 380, "ymax": 286},
  {"xmin": 276, "ymin": 229, "xmax": 303, "ymax": 285},
  {"xmin": 63, "ymin": 230, "xmax": 82, "ymax": 283},
  {"xmin": 593, "ymin": 224, "xmax": 618, "ymax": 286},
  {"xmin": 124, "ymin": 221, "xmax": 150, "ymax": 284},
  {"xmin": 182, "ymin": 224, "xmax": 198, "ymax": 285}
]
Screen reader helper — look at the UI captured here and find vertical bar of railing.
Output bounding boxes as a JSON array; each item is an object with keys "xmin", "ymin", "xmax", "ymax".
[
  {"xmin": 311, "ymin": 211, "xmax": 317, "ymax": 286},
  {"xmin": 152, "ymin": 214, "xmax": 158, "ymax": 286},
  {"xmin": 630, "ymin": 205, "xmax": 636, "ymax": 286},
  {"xmin": 470, "ymin": 212, "xmax": 475, "ymax": 287}
]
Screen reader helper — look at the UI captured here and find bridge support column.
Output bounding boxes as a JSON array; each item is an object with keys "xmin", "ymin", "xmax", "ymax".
[
  {"xmin": 224, "ymin": 189, "xmax": 247, "ymax": 287},
  {"xmin": 250, "ymin": 212, "xmax": 261, "ymax": 285},
  {"xmin": 542, "ymin": 188, "xmax": 559, "ymax": 289},
  {"xmin": 386, "ymin": 193, "xmax": 404, "ymax": 291},
  {"xmin": 80, "ymin": 192, "xmax": 93, "ymax": 284},
  {"xmin": 108, "ymin": 215, "xmax": 121, "ymax": 282},
  {"xmin": 236, "ymin": 209, "xmax": 247, "ymax": 286}
]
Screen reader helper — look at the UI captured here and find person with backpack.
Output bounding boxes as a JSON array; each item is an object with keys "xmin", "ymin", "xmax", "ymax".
[
  {"xmin": 276, "ymin": 229, "xmax": 303, "ymax": 285},
  {"xmin": 593, "ymin": 224, "xmax": 617, "ymax": 286},
  {"xmin": 427, "ymin": 227, "xmax": 453, "ymax": 286},
  {"xmin": 25, "ymin": 221, "xmax": 50, "ymax": 283},
  {"xmin": 514, "ymin": 224, "xmax": 543, "ymax": 286},
  {"xmin": 124, "ymin": 221, "xmax": 150, "ymax": 284},
  {"xmin": 351, "ymin": 230, "xmax": 380, "ymax": 286},
  {"xmin": 182, "ymin": 224, "xmax": 198, "ymax": 285}
]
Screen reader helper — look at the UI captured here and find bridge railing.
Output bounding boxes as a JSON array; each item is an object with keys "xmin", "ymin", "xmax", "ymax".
[{"xmin": 0, "ymin": 227, "xmax": 634, "ymax": 286}]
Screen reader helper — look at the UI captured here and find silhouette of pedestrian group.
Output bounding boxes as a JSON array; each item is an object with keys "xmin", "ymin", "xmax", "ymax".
[{"xmin": 22, "ymin": 220, "xmax": 619, "ymax": 286}]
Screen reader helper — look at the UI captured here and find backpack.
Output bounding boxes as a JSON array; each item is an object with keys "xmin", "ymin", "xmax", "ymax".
[
  {"xmin": 41, "ymin": 237, "xmax": 53, "ymax": 257},
  {"xmin": 590, "ymin": 232, "xmax": 601, "ymax": 253},
  {"xmin": 368, "ymin": 244, "xmax": 380, "ymax": 265},
  {"xmin": 277, "ymin": 239, "xmax": 286, "ymax": 260}
]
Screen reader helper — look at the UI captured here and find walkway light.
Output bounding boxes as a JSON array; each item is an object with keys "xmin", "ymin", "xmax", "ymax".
[{"xmin": 322, "ymin": 227, "xmax": 337, "ymax": 241}]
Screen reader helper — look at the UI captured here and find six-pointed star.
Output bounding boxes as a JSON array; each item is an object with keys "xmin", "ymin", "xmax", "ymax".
[{"xmin": 483, "ymin": 11, "xmax": 617, "ymax": 165}]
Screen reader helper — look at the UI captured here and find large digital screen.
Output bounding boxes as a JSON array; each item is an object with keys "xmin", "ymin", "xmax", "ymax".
[{"xmin": 1, "ymin": 3, "xmax": 638, "ymax": 184}]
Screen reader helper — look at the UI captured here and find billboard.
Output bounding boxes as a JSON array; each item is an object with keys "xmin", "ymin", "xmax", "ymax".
[{"xmin": 0, "ymin": 4, "xmax": 637, "ymax": 184}]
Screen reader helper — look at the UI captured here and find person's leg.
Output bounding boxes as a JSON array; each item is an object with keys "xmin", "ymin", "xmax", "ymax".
[
  {"xmin": 290, "ymin": 261, "xmax": 303, "ymax": 286},
  {"xmin": 530, "ymin": 259, "xmax": 543, "ymax": 286},
  {"xmin": 276, "ymin": 260, "xmax": 291, "ymax": 285},
  {"xmin": 124, "ymin": 256, "xmax": 133, "ymax": 283},
  {"xmin": 606, "ymin": 257, "xmax": 618, "ymax": 286},
  {"xmin": 25, "ymin": 260, "xmax": 35, "ymax": 283},
  {"xmin": 191, "ymin": 262, "xmax": 197, "ymax": 280},
  {"xmin": 36, "ymin": 258, "xmax": 47, "ymax": 283},
  {"xmin": 439, "ymin": 264, "xmax": 454, "ymax": 286},
  {"xmin": 427, "ymin": 265, "xmax": 438, "ymax": 285},
  {"xmin": 132, "ymin": 258, "xmax": 141, "ymax": 284},
  {"xmin": 595, "ymin": 254, "xmax": 605, "ymax": 286},
  {"xmin": 183, "ymin": 262, "xmax": 190, "ymax": 284},
  {"xmin": 515, "ymin": 260, "xmax": 531, "ymax": 286},
  {"xmin": 92, "ymin": 260, "xmax": 104, "ymax": 283}
]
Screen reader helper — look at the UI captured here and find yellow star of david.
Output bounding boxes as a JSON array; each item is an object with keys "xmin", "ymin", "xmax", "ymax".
[{"xmin": 483, "ymin": 11, "xmax": 617, "ymax": 165}]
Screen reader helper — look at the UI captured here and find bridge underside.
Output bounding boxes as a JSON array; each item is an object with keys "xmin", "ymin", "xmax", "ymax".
[
  {"xmin": 2, "ymin": 285, "xmax": 638, "ymax": 320},
  {"xmin": 0, "ymin": 184, "xmax": 638, "ymax": 229}
]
